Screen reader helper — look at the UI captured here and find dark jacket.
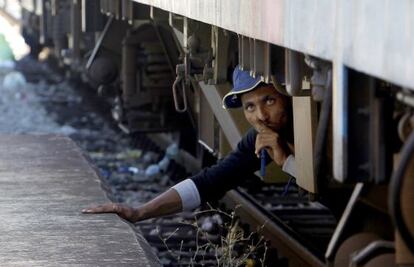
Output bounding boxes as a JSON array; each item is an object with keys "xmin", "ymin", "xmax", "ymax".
[{"xmin": 191, "ymin": 128, "xmax": 269, "ymax": 203}]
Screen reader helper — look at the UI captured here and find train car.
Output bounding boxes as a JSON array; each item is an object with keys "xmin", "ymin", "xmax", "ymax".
[{"xmin": 13, "ymin": 0, "xmax": 414, "ymax": 266}]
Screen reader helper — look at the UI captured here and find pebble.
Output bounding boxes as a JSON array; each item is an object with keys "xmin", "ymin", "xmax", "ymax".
[
  {"xmin": 145, "ymin": 164, "xmax": 161, "ymax": 178},
  {"xmin": 142, "ymin": 151, "xmax": 159, "ymax": 164}
]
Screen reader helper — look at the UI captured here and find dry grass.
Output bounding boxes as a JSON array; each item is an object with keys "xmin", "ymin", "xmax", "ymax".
[{"xmin": 159, "ymin": 205, "xmax": 269, "ymax": 266}]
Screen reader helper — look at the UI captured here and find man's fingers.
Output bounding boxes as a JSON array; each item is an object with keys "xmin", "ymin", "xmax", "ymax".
[
  {"xmin": 81, "ymin": 203, "xmax": 138, "ymax": 223},
  {"xmin": 257, "ymin": 123, "xmax": 274, "ymax": 133},
  {"xmin": 255, "ymin": 134, "xmax": 278, "ymax": 156},
  {"xmin": 82, "ymin": 203, "xmax": 117, "ymax": 214},
  {"xmin": 255, "ymin": 135, "xmax": 265, "ymax": 157}
]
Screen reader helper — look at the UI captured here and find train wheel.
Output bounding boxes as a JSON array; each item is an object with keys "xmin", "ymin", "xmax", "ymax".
[
  {"xmin": 362, "ymin": 253, "xmax": 396, "ymax": 267},
  {"xmin": 334, "ymin": 233, "xmax": 379, "ymax": 267}
]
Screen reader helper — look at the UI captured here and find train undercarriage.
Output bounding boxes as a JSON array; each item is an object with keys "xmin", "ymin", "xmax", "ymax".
[{"xmin": 4, "ymin": 0, "xmax": 414, "ymax": 266}]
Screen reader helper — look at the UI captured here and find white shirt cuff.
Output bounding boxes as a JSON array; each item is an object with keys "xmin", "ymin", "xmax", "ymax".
[
  {"xmin": 172, "ymin": 179, "xmax": 201, "ymax": 211},
  {"xmin": 282, "ymin": 154, "xmax": 296, "ymax": 177}
]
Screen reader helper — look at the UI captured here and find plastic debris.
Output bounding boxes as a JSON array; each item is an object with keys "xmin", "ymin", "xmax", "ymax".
[
  {"xmin": 165, "ymin": 143, "xmax": 179, "ymax": 158},
  {"xmin": 0, "ymin": 33, "xmax": 14, "ymax": 61},
  {"xmin": 2, "ymin": 71, "xmax": 26, "ymax": 91},
  {"xmin": 127, "ymin": 166, "xmax": 140, "ymax": 174},
  {"xmin": 0, "ymin": 60, "xmax": 15, "ymax": 69},
  {"xmin": 145, "ymin": 164, "xmax": 161, "ymax": 178},
  {"xmin": 201, "ymin": 217, "xmax": 214, "ymax": 232},
  {"xmin": 156, "ymin": 143, "xmax": 179, "ymax": 172},
  {"xmin": 157, "ymin": 156, "xmax": 170, "ymax": 172},
  {"xmin": 199, "ymin": 214, "xmax": 224, "ymax": 234},
  {"xmin": 117, "ymin": 166, "xmax": 129, "ymax": 173},
  {"xmin": 149, "ymin": 228, "xmax": 159, "ymax": 236},
  {"xmin": 212, "ymin": 214, "xmax": 223, "ymax": 226}
]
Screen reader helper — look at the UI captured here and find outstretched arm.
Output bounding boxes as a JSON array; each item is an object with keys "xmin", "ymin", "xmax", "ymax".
[
  {"xmin": 83, "ymin": 128, "xmax": 267, "ymax": 220},
  {"xmin": 82, "ymin": 188, "xmax": 183, "ymax": 223}
]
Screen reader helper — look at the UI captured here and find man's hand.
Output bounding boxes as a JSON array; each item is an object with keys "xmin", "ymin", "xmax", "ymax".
[
  {"xmin": 82, "ymin": 188, "xmax": 183, "ymax": 223},
  {"xmin": 82, "ymin": 203, "xmax": 141, "ymax": 223},
  {"xmin": 255, "ymin": 125, "xmax": 292, "ymax": 166}
]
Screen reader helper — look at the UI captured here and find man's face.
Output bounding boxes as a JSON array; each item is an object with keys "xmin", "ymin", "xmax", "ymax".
[{"xmin": 240, "ymin": 85, "xmax": 289, "ymax": 132}]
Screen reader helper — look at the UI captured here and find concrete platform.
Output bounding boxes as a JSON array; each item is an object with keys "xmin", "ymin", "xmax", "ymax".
[{"xmin": 0, "ymin": 134, "xmax": 161, "ymax": 266}]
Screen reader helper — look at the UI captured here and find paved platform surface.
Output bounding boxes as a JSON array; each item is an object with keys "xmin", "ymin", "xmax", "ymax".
[{"xmin": 0, "ymin": 134, "xmax": 161, "ymax": 266}]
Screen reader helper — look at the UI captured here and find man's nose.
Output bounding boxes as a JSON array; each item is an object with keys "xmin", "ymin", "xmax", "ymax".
[{"xmin": 257, "ymin": 106, "xmax": 269, "ymax": 121}]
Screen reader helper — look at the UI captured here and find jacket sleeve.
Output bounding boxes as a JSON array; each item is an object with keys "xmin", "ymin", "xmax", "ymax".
[{"xmin": 190, "ymin": 128, "xmax": 261, "ymax": 204}]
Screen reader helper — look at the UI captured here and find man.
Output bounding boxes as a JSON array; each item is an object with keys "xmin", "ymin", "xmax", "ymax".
[{"xmin": 82, "ymin": 66, "xmax": 296, "ymax": 222}]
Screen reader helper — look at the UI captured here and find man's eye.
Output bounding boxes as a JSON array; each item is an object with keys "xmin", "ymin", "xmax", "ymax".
[
  {"xmin": 245, "ymin": 105, "xmax": 254, "ymax": 112},
  {"xmin": 266, "ymin": 98, "xmax": 275, "ymax": 105}
]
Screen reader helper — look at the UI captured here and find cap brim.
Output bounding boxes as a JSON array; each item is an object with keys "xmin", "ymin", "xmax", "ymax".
[{"xmin": 222, "ymin": 78, "xmax": 263, "ymax": 109}]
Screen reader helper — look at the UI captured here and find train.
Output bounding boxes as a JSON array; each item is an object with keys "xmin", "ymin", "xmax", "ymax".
[{"xmin": 7, "ymin": 0, "xmax": 414, "ymax": 266}]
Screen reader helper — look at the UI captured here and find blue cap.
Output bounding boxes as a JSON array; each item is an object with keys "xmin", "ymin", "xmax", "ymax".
[{"xmin": 222, "ymin": 66, "xmax": 263, "ymax": 109}]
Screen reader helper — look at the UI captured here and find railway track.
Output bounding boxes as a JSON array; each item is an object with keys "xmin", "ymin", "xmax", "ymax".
[
  {"xmin": 223, "ymin": 189, "xmax": 334, "ymax": 267},
  {"xmin": 13, "ymin": 56, "xmax": 337, "ymax": 266}
]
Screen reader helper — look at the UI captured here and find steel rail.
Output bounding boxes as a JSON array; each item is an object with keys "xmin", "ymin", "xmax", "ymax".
[{"xmin": 222, "ymin": 190, "xmax": 325, "ymax": 267}]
